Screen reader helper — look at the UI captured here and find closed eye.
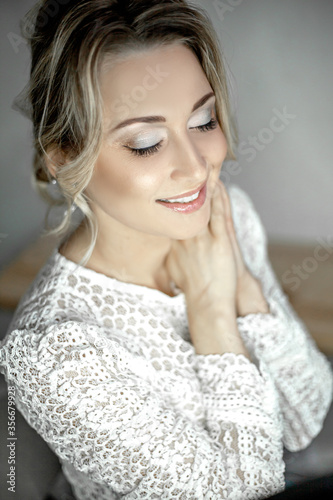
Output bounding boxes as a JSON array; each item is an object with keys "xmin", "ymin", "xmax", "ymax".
[
  {"xmin": 126, "ymin": 118, "xmax": 219, "ymax": 157},
  {"xmin": 192, "ymin": 117, "xmax": 218, "ymax": 132},
  {"xmin": 125, "ymin": 142, "xmax": 163, "ymax": 157}
]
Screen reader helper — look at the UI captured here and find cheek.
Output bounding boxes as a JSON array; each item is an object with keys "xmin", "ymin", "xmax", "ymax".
[
  {"xmin": 205, "ymin": 130, "xmax": 228, "ymax": 191},
  {"xmin": 86, "ymin": 147, "xmax": 163, "ymax": 205},
  {"xmin": 213, "ymin": 129, "xmax": 229, "ymax": 160},
  {"xmin": 203, "ymin": 128, "xmax": 228, "ymax": 174},
  {"xmin": 86, "ymin": 160, "xmax": 125, "ymax": 204}
]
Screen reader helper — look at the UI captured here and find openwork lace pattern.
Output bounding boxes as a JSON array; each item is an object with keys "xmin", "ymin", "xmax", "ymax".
[{"xmin": 0, "ymin": 184, "xmax": 332, "ymax": 499}]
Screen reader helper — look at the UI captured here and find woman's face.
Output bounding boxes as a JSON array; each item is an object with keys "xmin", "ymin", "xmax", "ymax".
[{"xmin": 86, "ymin": 43, "xmax": 228, "ymax": 240}]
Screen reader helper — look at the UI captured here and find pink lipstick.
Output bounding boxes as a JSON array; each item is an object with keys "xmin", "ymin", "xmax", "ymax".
[{"xmin": 156, "ymin": 182, "xmax": 207, "ymax": 213}]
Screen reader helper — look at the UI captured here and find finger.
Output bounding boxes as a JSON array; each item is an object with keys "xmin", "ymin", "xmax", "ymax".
[
  {"xmin": 229, "ymin": 223, "xmax": 245, "ymax": 275},
  {"xmin": 219, "ymin": 182, "xmax": 246, "ymax": 274},
  {"xmin": 208, "ymin": 179, "xmax": 227, "ymax": 238},
  {"xmin": 218, "ymin": 180, "xmax": 233, "ymax": 228}
]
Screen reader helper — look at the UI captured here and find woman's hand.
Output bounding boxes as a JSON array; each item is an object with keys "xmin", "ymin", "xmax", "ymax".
[
  {"xmin": 166, "ymin": 179, "xmax": 238, "ymax": 313},
  {"xmin": 166, "ymin": 179, "xmax": 270, "ymax": 318},
  {"xmin": 165, "ymin": 178, "xmax": 250, "ymax": 356},
  {"xmin": 218, "ymin": 181, "xmax": 270, "ymax": 316}
]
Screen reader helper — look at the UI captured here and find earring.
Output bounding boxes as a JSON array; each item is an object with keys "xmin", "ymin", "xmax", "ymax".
[
  {"xmin": 169, "ymin": 280, "xmax": 182, "ymax": 296},
  {"xmin": 47, "ymin": 177, "xmax": 63, "ymax": 201}
]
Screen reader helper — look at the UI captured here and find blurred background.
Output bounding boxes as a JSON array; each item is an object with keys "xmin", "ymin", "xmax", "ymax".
[
  {"xmin": 200, "ymin": 0, "xmax": 333, "ymax": 243},
  {"xmin": 1, "ymin": 0, "xmax": 333, "ymax": 268},
  {"xmin": 0, "ymin": 1, "xmax": 332, "ymax": 499}
]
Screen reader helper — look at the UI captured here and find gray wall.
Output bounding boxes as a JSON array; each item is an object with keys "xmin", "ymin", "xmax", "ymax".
[
  {"xmin": 1, "ymin": 0, "xmax": 333, "ymax": 269},
  {"xmin": 199, "ymin": 0, "xmax": 333, "ymax": 245},
  {"xmin": 0, "ymin": 0, "xmax": 46, "ymax": 269}
]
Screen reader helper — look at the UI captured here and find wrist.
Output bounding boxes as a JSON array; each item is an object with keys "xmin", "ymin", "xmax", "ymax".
[
  {"xmin": 187, "ymin": 296, "xmax": 237, "ymax": 324},
  {"xmin": 187, "ymin": 302, "xmax": 250, "ymax": 357},
  {"xmin": 237, "ymin": 273, "xmax": 270, "ymax": 317},
  {"xmin": 191, "ymin": 314, "xmax": 249, "ymax": 357}
]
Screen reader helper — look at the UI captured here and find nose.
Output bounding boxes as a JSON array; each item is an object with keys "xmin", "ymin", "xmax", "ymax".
[{"xmin": 170, "ymin": 131, "xmax": 208, "ymax": 183}]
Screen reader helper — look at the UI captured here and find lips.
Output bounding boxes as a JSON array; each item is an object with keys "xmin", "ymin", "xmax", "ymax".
[
  {"xmin": 156, "ymin": 181, "xmax": 207, "ymax": 214},
  {"xmin": 156, "ymin": 181, "xmax": 207, "ymax": 203}
]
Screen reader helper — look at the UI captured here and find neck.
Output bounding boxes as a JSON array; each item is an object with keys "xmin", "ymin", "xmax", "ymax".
[{"xmin": 61, "ymin": 216, "xmax": 174, "ymax": 295}]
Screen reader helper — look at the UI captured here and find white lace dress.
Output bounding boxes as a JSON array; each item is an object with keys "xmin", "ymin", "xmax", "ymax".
[{"xmin": 1, "ymin": 184, "xmax": 332, "ymax": 500}]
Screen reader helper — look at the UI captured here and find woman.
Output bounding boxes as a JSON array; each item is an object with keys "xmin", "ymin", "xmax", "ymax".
[{"xmin": 0, "ymin": 0, "xmax": 332, "ymax": 498}]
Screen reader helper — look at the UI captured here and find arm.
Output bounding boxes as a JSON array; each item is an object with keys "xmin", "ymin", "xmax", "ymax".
[
  {"xmin": 228, "ymin": 184, "xmax": 333, "ymax": 451},
  {"xmin": 0, "ymin": 321, "xmax": 285, "ymax": 499}
]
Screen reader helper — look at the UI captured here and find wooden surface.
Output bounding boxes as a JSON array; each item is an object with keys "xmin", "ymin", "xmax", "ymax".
[
  {"xmin": 0, "ymin": 235, "xmax": 61, "ymax": 310},
  {"xmin": 267, "ymin": 243, "xmax": 333, "ymax": 355},
  {"xmin": 0, "ymin": 236, "xmax": 332, "ymax": 354}
]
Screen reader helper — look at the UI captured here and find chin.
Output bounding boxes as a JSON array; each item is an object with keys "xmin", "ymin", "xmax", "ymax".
[{"xmin": 166, "ymin": 209, "xmax": 211, "ymax": 241}]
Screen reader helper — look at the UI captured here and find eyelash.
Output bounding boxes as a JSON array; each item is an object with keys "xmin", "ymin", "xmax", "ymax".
[{"xmin": 127, "ymin": 118, "xmax": 218, "ymax": 157}]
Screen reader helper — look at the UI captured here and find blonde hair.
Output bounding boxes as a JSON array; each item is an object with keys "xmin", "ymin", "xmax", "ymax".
[{"xmin": 17, "ymin": 0, "xmax": 238, "ymax": 265}]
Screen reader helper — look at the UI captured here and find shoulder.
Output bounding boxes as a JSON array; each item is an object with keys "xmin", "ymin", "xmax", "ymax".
[
  {"xmin": 8, "ymin": 248, "xmax": 63, "ymax": 330},
  {"xmin": 0, "ymin": 321, "xmax": 132, "ymax": 390},
  {"xmin": 8, "ymin": 247, "xmax": 110, "ymax": 333},
  {"xmin": 226, "ymin": 183, "xmax": 268, "ymax": 274}
]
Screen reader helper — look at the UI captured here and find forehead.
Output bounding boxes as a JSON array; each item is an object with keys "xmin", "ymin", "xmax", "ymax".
[{"xmin": 99, "ymin": 44, "xmax": 212, "ymax": 121}]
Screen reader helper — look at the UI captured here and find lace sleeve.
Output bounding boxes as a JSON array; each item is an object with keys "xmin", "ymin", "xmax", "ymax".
[
  {"xmin": 229, "ymin": 184, "xmax": 333, "ymax": 452},
  {"xmin": 0, "ymin": 321, "xmax": 285, "ymax": 499}
]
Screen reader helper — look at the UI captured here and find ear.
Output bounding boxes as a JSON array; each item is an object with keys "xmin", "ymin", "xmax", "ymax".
[{"xmin": 44, "ymin": 146, "xmax": 67, "ymax": 179}]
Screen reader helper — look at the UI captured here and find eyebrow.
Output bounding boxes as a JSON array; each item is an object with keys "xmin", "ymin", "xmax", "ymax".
[{"xmin": 110, "ymin": 91, "xmax": 215, "ymax": 133}]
